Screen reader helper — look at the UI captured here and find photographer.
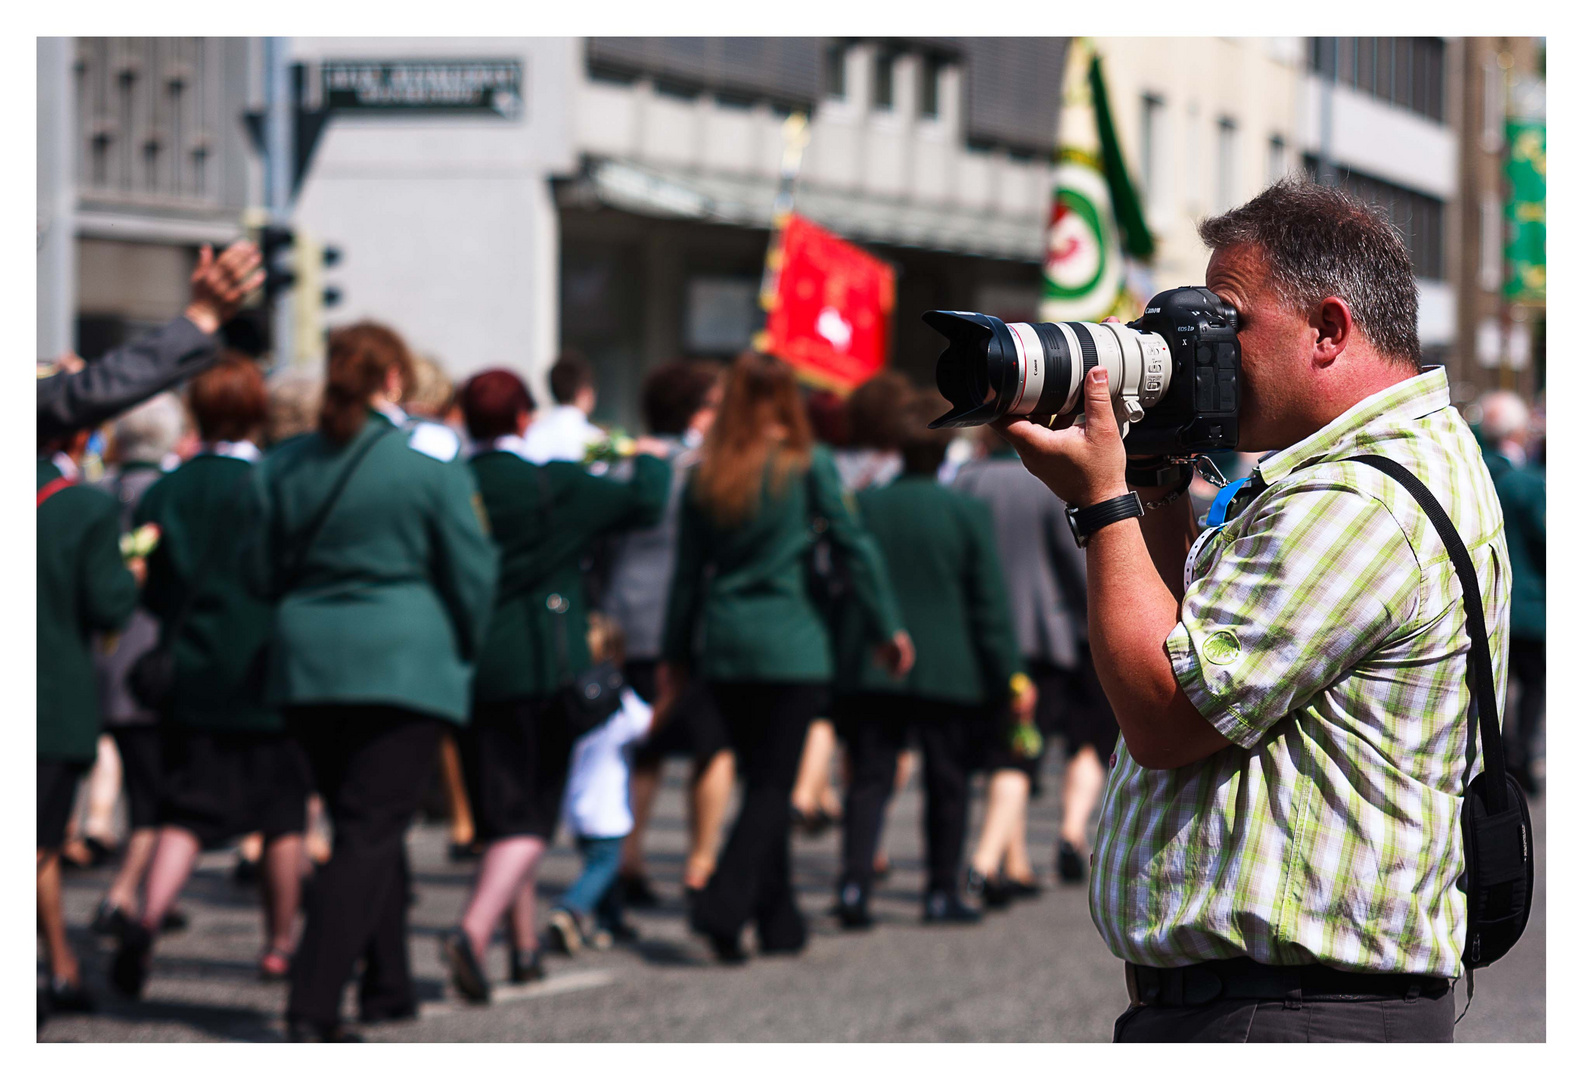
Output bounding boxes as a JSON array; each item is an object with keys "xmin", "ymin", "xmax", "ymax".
[{"xmin": 996, "ymin": 180, "xmax": 1511, "ymax": 1042}]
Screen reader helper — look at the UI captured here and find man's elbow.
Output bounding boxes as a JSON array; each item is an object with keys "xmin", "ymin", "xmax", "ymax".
[{"xmin": 1118, "ymin": 692, "xmax": 1234, "ymax": 770}]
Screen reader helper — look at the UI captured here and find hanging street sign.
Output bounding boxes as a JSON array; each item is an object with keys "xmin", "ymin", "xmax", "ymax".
[{"xmin": 320, "ymin": 59, "xmax": 524, "ymax": 119}]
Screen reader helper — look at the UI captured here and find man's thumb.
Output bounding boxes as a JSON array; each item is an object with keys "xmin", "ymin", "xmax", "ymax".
[{"xmin": 1083, "ymin": 366, "xmax": 1117, "ymax": 434}]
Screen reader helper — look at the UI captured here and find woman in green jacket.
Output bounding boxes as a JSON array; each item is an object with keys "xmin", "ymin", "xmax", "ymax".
[
  {"xmin": 662, "ymin": 352, "xmax": 912, "ymax": 962},
  {"xmin": 110, "ymin": 356, "xmax": 312, "ymax": 998},
  {"xmin": 441, "ymin": 369, "xmax": 671, "ymax": 1003},
  {"xmin": 252, "ymin": 323, "xmax": 497, "ymax": 1042}
]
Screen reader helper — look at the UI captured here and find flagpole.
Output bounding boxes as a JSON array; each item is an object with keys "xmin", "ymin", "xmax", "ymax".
[{"xmin": 754, "ymin": 112, "xmax": 811, "ymax": 353}]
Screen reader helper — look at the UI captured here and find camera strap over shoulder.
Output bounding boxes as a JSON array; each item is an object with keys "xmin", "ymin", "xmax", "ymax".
[{"xmin": 1347, "ymin": 455, "xmax": 1505, "ymax": 799}]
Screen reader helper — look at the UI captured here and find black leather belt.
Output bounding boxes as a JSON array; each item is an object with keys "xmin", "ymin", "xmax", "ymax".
[{"xmin": 1125, "ymin": 957, "xmax": 1451, "ymax": 1008}]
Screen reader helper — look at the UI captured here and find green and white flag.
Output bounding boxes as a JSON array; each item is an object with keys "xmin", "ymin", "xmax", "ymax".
[{"xmin": 1041, "ymin": 41, "xmax": 1154, "ymax": 322}]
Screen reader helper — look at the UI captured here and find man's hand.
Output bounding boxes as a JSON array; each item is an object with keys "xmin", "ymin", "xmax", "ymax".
[
  {"xmin": 875, "ymin": 631, "xmax": 915, "ymax": 678},
  {"xmin": 185, "ymin": 240, "xmax": 265, "ymax": 335},
  {"xmin": 994, "ymin": 364, "xmax": 1130, "ymax": 508}
]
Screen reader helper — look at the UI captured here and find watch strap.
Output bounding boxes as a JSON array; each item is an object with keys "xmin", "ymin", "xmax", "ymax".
[{"xmin": 1066, "ymin": 491, "xmax": 1144, "ymax": 548}]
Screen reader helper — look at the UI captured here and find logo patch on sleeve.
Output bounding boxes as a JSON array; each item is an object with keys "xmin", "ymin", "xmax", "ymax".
[{"xmin": 1202, "ymin": 630, "xmax": 1242, "ymax": 666}]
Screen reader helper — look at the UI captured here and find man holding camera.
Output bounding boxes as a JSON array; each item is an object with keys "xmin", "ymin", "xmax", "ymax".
[{"xmin": 998, "ymin": 180, "xmax": 1511, "ymax": 1042}]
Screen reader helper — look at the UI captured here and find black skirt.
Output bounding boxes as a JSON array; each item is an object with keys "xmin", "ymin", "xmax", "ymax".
[
  {"xmin": 110, "ymin": 726, "xmax": 165, "ymax": 831},
  {"xmin": 37, "ymin": 759, "xmax": 88, "ymax": 850},
  {"xmin": 628, "ymin": 662, "xmax": 730, "ymax": 766},
  {"xmin": 158, "ymin": 728, "xmax": 312, "ymax": 849},
  {"xmin": 458, "ymin": 695, "xmax": 576, "ymax": 842}
]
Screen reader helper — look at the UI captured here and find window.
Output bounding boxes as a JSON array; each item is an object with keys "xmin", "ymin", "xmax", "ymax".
[
  {"xmin": 1140, "ymin": 94, "xmax": 1167, "ymax": 214},
  {"xmin": 824, "ymin": 43, "xmax": 846, "ymax": 100},
  {"xmin": 1480, "ymin": 194, "xmax": 1504, "ymax": 292},
  {"xmin": 919, "ymin": 54, "xmax": 944, "ymax": 119},
  {"xmin": 1267, "ymin": 135, "xmax": 1287, "ymax": 184},
  {"xmin": 1309, "ymin": 38, "xmax": 1444, "ymax": 124},
  {"xmin": 873, "ymin": 48, "xmax": 895, "ymax": 111},
  {"xmin": 1216, "ymin": 117, "xmax": 1238, "ymax": 212}
]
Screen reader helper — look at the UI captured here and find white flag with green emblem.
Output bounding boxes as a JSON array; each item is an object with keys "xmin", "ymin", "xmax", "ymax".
[{"xmin": 1041, "ymin": 40, "xmax": 1154, "ymax": 323}]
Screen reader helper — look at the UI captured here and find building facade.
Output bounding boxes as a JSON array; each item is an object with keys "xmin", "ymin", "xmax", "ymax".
[{"xmin": 37, "ymin": 37, "xmax": 261, "ymax": 362}]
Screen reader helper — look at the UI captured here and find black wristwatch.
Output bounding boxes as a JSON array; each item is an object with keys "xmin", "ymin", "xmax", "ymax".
[{"xmin": 1066, "ymin": 491, "xmax": 1144, "ymax": 548}]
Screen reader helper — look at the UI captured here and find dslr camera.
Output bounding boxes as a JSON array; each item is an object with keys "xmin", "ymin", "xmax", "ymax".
[{"xmin": 925, "ymin": 286, "xmax": 1241, "ymax": 456}]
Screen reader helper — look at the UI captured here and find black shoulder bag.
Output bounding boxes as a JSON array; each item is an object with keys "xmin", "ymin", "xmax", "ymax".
[
  {"xmin": 532, "ymin": 466, "xmax": 624, "ymax": 737},
  {"xmin": 1350, "ymin": 455, "xmax": 1534, "ymax": 971},
  {"xmin": 804, "ymin": 464, "xmax": 853, "ymax": 621}
]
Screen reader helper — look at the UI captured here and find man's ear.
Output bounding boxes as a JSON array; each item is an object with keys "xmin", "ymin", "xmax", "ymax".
[{"xmin": 1311, "ymin": 296, "xmax": 1354, "ymax": 367}]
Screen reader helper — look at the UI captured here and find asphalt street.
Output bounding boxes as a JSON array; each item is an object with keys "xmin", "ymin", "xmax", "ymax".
[{"xmin": 41, "ymin": 751, "xmax": 1545, "ymax": 1042}]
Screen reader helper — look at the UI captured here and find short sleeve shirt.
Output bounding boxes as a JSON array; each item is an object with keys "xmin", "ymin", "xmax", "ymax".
[{"xmin": 1089, "ymin": 368, "xmax": 1511, "ymax": 977}]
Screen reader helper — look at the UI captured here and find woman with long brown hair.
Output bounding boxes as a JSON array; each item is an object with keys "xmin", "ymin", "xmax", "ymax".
[
  {"xmin": 249, "ymin": 322, "xmax": 497, "ymax": 1040},
  {"xmin": 661, "ymin": 352, "xmax": 912, "ymax": 962}
]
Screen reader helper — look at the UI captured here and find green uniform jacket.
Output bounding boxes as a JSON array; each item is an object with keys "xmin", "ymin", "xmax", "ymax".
[
  {"xmin": 249, "ymin": 413, "xmax": 498, "ymax": 724},
  {"xmin": 841, "ymin": 476, "xmax": 1025, "ymax": 704},
  {"xmin": 471, "ymin": 451, "xmax": 671, "ymax": 702},
  {"xmin": 1484, "ymin": 449, "xmax": 1545, "ymax": 642},
  {"xmin": 136, "ymin": 453, "xmax": 279, "ymax": 732},
  {"xmin": 37, "ymin": 460, "xmax": 138, "ymax": 761},
  {"xmin": 664, "ymin": 445, "xmax": 904, "ymax": 683}
]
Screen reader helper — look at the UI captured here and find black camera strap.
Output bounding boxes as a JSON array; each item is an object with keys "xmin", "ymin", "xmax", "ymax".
[{"xmin": 1347, "ymin": 455, "xmax": 1506, "ymax": 806}]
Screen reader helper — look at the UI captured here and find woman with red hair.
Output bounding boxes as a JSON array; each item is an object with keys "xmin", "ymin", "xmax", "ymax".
[{"xmin": 438, "ymin": 368, "xmax": 673, "ymax": 1003}]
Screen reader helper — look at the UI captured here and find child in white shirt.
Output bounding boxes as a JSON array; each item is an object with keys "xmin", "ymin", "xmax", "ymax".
[{"xmin": 548, "ymin": 616, "xmax": 655, "ymax": 954}]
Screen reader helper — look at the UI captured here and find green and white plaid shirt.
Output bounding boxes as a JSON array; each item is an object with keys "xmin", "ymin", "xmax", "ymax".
[{"xmin": 1090, "ymin": 368, "xmax": 1511, "ymax": 978}]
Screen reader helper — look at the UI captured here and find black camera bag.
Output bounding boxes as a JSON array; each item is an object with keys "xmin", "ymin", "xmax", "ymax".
[{"xmin": 1351, "ymin": 456, "xmax": 1533, "ymax": 969}]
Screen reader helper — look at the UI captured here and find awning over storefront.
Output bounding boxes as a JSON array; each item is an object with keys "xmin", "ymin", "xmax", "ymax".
[{"xmin": 560, "ymin": 156, "xmax": 1046, "ymax": 264}]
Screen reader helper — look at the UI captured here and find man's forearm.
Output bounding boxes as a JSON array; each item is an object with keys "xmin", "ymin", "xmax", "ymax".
[{"xmin": 1086, "ymin": 514, "xmax": 1232, "ymax": 769}]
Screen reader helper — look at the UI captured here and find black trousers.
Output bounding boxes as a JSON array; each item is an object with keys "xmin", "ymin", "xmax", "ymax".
[
  {"xmin": 284, "ymin": 706, "xmax": 442, "ymax": 1027},
  {"xmin": 1113, "ymin": 990, "xmax": 1454, "ymax": 1042},
  {"xmin": 691, "ymin": 682, "xmax": 825, "ymax": 950},
  {"xmin": 838, "ymin": 694, "xmax": 976, "ymax": 898},
  {"xmin": 1506, "ymin": 636, "xmax": 1545, "ymax": 779}
]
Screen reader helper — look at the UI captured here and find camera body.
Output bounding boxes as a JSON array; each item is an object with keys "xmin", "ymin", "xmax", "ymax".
[
  {"xmin": 1123, "ymin": 286, "xmax": 1240, "ymax": 456},
  {"xmin": 924, "ymin": 285, "xmax": 1241, "ymax": 456}
]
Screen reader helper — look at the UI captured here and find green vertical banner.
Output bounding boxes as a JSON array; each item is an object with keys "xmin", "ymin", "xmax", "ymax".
[{"xmin": 1505, "ymin": 118, "xmax": 1545, "ymax": 303}]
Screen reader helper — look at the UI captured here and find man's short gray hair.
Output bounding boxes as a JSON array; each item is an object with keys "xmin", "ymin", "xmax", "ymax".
[
  {"xmin": 1199, "ymin": 179, "xmax": 1421, "ymax": 369},
  {"xmin": 112, "ymin": 392, "xmax": 186, "ymax": 463}
]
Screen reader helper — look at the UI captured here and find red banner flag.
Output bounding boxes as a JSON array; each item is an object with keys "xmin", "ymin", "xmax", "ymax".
[{"xmin": 757, "ymin": 214, "xmax": 894, "ymax": 392}]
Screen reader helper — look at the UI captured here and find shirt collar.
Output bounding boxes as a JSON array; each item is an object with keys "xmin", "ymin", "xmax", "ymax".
[
  {"xmin": 204, "ymin": 439, "xmax": 261, "ymax": 462},
  {"xmin": 373, "ymin": 402, "xmax": 409, "ymax": 427},
  {"xmin": 482, "ymin": 433, "xmax": 533, "ymax": 460},
  {"xmin": 1255, "ymin": 367, "xmax": 1451, "ymax": 485},
  {"xmin": 49, "ymin": 451, "xmax": 80, "ymax": 481}
]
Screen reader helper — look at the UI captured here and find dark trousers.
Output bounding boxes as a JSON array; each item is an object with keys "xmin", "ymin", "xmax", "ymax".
[
  {"xmin": 692, "ymin": 682, "xmax": 824, "ymax": 950},
  {"xmin": 1506, "ymin": 637, "xmax": 1545, "ymax": 780},
  {"xmin": 1113, "ymin": 991, "xmax": 1454, "ymax": 1042},
  {"xmin": 839, "ymin": 694, "xmax": 975, "ymax": 898},
  {"xmin": 285, "ymin": 706, "xmax": 442, "ymax": 1027}
]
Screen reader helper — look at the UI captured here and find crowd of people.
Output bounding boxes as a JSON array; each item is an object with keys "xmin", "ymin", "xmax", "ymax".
[
  {"xmin": 37, "ymin": 191, "xmax": 1547, "ymax": 1043},
  {"xmin": 36, "ymin": 241, "xmax": 1126, "ymax": 1040}
]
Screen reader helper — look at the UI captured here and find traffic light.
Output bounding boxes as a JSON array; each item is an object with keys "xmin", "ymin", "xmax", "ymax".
[
  {"xmin": 259, "ymin": 224, "xmax": 297, "ymax": 305},
  {"xmin": 291, "ymin": 228, "xmax": 344, "ymax": 364}
]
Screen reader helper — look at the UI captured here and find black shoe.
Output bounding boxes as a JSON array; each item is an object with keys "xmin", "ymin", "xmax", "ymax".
[
  {"xmin": 791, "ymin": 806, "xmax": 836, "ymax": 838},
  {"xmin": 834, "ymin": 882, "xmax": 873, "ymax": 930},
  {"xmin": 447, "ymin": 840, "xmax": 482, "ymax": 863},
  {"xmin": 111, "ymin": 921, "xmax": 153, "ymax": 999},
  {"xmin": 440, "ymin": 930, "xmax": 491, "ymax": 1004},
  {"xmin": 1056, "ymin": 841, "xmax": 1087, "ymax": 885},
  {"xmin": 546, "ymin": 907, "xmax": 586, "ymax": 957},
  {"xmin": 160, "ymin": 908, "xmax": 190, "ymax": 933},
  {"xmin": 91, "ymin": 899, "xmax": 131, "ymax": 938},
  {"xmin": 508, "ymin": 945, "xmax": 545, "ymax": 985},
  {"xmin": 603, "ymin": 918, "xmax": 640, "ymax": 944},
  {"xmin": 358, "ymin": 1000, "xmax": 418, "ymax": 1024},
  {"xmin": 619, "ymin": 872, "xmax": 661, "ymax": 909},
  {"xmin": 1004, "ymin": 875, "xmax": 1044, "ymax": 901},
  {"xmin": 232, "ymin": 856, "xmax": 260, "ymax": 885},
  {"xmin": 706, "ymin": 932, "xmax": 748, "ymax": 964},
  {"xmin": 48, "ymin": 976, "xmax": 96, "ymax": 1014},
  {"xmin": 966, "ymin": 869, "xmax": 1011, "ymax": 910},
  {"xmin": 287, "ymin": 1018, "xmax": 364, "ymax": 1042},
  {"xmin": 924, "ymin": 891, "xmax": 982, "ymax": 924}
]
